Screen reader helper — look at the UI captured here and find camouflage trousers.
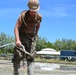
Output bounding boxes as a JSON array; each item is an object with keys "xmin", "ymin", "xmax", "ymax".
[{"xmin": 12, "ymin": 33, "xmax": 37, "ymax": 75}]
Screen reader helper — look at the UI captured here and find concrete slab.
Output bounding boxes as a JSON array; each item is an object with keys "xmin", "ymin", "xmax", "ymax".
[{"xmin": 0, "ymin": 60, "xmax": 76, "ymax": 75}]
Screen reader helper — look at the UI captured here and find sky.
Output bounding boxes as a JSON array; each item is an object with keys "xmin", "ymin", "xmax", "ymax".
[{"xmin": 0, "ymin": 0, "xmax": 76, "ymax": 43}]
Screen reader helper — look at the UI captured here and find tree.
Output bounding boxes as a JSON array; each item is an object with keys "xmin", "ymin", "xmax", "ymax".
[
  {"xmin": 53, "ymin": 38, "xmax": 76, "ymax": 51},
  {"xmin": 44, "ymin": 41, "xmax": 54, "ymax": 48},
  {"xmin": 36, "ymin": 36, "xmax": 48, "ymax": 51},
  {"xmin": 53, "ymin": 39, "xmax": 62, "ymax": 51},
  {"xmin": 0, "ymin": 32, "xmax": 15, "ymax": 53}
]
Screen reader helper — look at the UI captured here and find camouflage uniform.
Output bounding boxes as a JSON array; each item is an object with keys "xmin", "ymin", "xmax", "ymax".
[
  {"xmin": 12, "ymin": 32, "xmax": 37, "ymax": 75},
  {"xmin": 12, "ymin": 10, "xmax": 42, "ymax": 75}
]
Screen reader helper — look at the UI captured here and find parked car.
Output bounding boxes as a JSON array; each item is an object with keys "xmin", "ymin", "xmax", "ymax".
[{"xmin": 44, "ymin": 55, "xmax": 54, "ymax": 59}]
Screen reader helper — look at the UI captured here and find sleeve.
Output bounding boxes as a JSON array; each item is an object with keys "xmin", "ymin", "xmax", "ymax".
[{"xmin": 35, "ymin": 14, "xmax": 42, "ymax": 35}]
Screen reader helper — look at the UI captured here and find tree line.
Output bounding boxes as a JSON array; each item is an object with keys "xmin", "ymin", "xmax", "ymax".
[{"xmin": 0, "ymin": 32, "xmax": 76, "ymax": 54}]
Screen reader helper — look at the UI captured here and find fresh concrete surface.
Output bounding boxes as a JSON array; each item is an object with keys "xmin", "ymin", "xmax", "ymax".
[{"xmin": 0, "ymin": 60, "xmax": 76, "ymax": 75}]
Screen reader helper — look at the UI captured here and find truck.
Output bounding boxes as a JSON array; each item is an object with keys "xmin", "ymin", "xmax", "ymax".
[{"xmin": 60, "ymin": 50, "xmax": 76, "ymax": 61}]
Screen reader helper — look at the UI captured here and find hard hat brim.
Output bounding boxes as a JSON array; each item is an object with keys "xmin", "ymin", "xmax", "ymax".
[{"xmin": 29, "ymin": 6, "xmax": 40, "ymax": 12}]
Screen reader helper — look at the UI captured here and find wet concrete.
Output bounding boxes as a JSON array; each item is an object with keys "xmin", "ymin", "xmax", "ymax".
[{"xmin": 0, "ymin": 60, "xmax": 76, "ymax": 75}]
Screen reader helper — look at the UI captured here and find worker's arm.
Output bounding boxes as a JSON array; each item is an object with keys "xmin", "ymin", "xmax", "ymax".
[
  {"xmin": 36, "ymin": 23, "xmax": 40, "ymax": 35},
  {"xmin": 14, "ymin": 19, "xmax": 22, "ymax": 46},
  {"xmin": 36, "ymin": 14, "xmax": 42, "ymax": 35}
]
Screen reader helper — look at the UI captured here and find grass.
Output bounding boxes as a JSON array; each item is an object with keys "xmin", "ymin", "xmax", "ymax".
[
  {"xmin": 34, "ymin": 57, "xmax": 76, "ymax": 65},
  {"xmin": 0, "ymin": 56, "xmax": 76, "ymax": 65}
]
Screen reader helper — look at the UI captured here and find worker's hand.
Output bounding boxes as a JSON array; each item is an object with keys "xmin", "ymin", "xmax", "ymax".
[
  {"xmin": 35, "ymin": 35, "xmax": 38, "ymax": 40},
  {"xmin": 16, "ymin": 40, "xmax": 21, "ymax": 47}
]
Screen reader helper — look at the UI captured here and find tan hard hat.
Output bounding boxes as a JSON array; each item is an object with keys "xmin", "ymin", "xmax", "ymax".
[{"xmin": 27, "ymin": 0, "xmax": 40, "ymax": 12}]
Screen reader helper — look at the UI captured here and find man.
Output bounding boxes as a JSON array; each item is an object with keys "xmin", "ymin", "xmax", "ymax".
[{"xmin": 12, "ymin": 0, "xmax": 42, "ymax": 75}]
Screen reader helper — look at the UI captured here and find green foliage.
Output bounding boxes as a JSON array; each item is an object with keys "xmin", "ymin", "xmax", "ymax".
[
  {"xmin": 43, "ymin": 42, "xmax": 54, "ymax": 49},
  {"xmin": 0, "ymin": 32, "xmax": 76, "ymax": 54},
  {"xmin": 36, "ymin": 36, "xmax": 47, "ymax": 51},
  {"xmin": 0, "ymin": 32, "xmax": 15, "ymax": 53},
  {"xmin": 53, "ymin": 38, "xmax": 76, "ymax": 51},
  {"xmin": 36, "ymin": 36, "xmax": 54, "ymax": 51}
]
